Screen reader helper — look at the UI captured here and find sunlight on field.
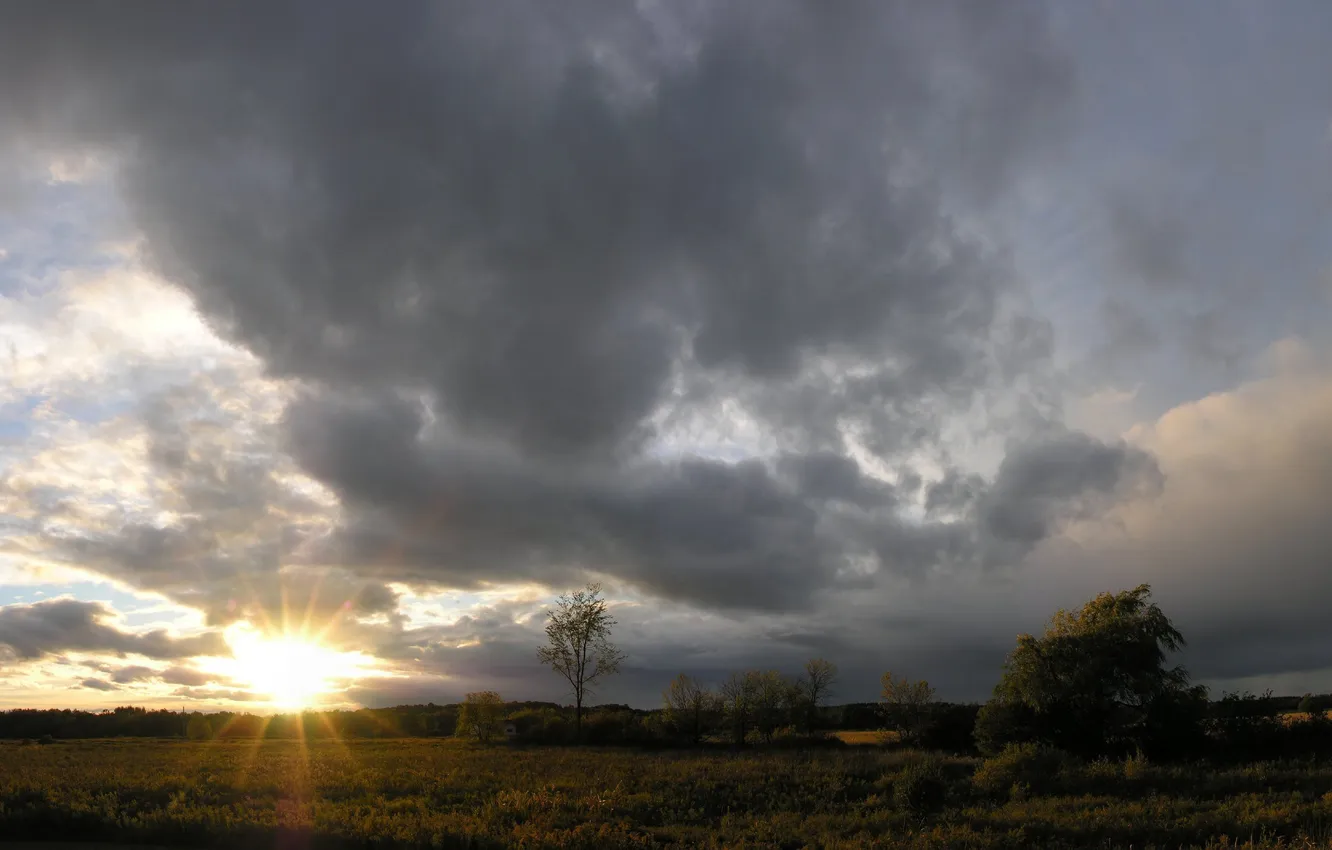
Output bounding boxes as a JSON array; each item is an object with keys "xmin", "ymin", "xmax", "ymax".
[
  {"xmin": 7, "ymin": 739, "xmax": 1332, "ymax": 849},
  {"xmin": 1282, "ymin": 710, "xmax": 1332, "ymax": 725},
  {"xmin": 832, "ymin": 729, "xmax": 897, "ymax": 745}
]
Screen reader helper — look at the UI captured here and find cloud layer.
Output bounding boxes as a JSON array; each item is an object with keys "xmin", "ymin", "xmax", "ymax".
[{"xmin": 0, "ymin": 1, "xmax": 1330, "ymax": 705}]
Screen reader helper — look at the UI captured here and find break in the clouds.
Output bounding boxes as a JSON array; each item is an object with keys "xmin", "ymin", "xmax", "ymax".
[{"xmin": 1, "ymin": 0, "xmax": 1331, "ymax": 707}]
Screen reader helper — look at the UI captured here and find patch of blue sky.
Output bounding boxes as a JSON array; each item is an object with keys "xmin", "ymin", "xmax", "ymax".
[
  {"xmin": 0, "ymin": 176, "xmax": 129, "ymax": 298},
  {"xmin": 0, "ymin": 579, "xmax": 156, "ymax": 613}
]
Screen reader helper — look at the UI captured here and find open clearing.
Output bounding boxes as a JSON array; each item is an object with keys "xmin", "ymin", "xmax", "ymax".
[{"xmin": 6, "ymin": 738, "xmax": 1332, "ymax": 848}]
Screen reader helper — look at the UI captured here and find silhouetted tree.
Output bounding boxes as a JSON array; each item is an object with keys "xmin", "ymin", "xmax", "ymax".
[
  {"xmin": 719, "ymin": 671, "xmax": 755, "ymax": 745},
  {"xmin": 793, "ymin": 658, "xmax": 838, "ymax": 735},
  {"xmin": 880, "ymin": 672, "xmax": 935, "ymax": 745},
  {"xmin": 748, "ymin": 670, "xmax": 795, "ymax": 744},
  {"xmin": 536, "ymin": 584, "xmax": 625, "ymax": 742},
  {"xmin": 663, "ymin": 674, "xmax": 719, "ymax": 744},
  {"xmin": 975, "ymin": 583, "xmax": 1207, "ymax": 759}
]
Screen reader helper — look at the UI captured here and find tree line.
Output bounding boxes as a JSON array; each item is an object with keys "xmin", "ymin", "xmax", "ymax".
[{"xmin": 5, "ymin": 583, "xmax": 1331, "ymax": 763}]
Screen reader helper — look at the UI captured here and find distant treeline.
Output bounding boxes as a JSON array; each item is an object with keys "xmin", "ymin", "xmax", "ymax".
[
  {"xmin": 4, "ymin": 692, "xmax": 1329, "ymax": 759},
  {"xmin": 0, "ymin": 700, "xmax": 897, "ymax": 743}
]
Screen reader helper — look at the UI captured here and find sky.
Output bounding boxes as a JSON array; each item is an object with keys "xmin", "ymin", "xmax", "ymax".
[{"xmin": 1, "ymin": 0, "xmax": 1332, "ymax": 712}]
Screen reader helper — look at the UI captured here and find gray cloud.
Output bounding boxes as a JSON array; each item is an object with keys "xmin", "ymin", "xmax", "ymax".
[
  {"xmin": 0, "ymin": 0, "xmax": 1102, "ymax": 619},
  {"xmin": 172, "ymin": 687, "xmax": 264, "ymax": 704},
  {"xmin": 110, "ymin": 665, "xmax": 157, "ymax": 684},
  {"xmin": 160, "ymin": 666, "xmax": 214, "ymax": 688},
  {"xmin": 2, "ymin": 0, "xmax": 1231, "ymax": 702},
  {"xmin": 79, "ymin": 677, "xmax": 118, "ymax": 692},
  {"xmin": 0, "ymin": 0, "xmax": 1069, "ymax": 455},
  {"xmin": 1108, "ymin": 192, "xmax": 1190, "ymax": 288},
  {"xmin": 979, "ymin": 430, "xmax": 1162, "ymax": 544},
  {"xmin": 0, "ymin": 598, "xmax": 226, "ymax": 662}
]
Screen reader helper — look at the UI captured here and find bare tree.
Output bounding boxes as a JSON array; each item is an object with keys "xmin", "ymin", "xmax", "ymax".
[
  {"xmin": 536, "ymin": 583, "xmax": 625, "ymax": 742},
  {"xmin": 880, "ymin": 671, "xmax": 935, "ymax": 746},
  {"xmin": 663, "ymin": 673, "xmax": 719, "ymax": 744},
  {"xmin": 793, "ymin": 658, "xmax": 839, "ymax": 736}
]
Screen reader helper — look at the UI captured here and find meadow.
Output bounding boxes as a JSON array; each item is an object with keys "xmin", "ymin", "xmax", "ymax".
[{"xmin": 6, "ymin": 738, "xmax": 1332, "ymax": 849}]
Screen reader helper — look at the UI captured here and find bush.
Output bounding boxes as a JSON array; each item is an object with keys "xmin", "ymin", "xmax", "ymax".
[
  {"xmin": 973, "ymin": 699, "xmax": 1040, "ymax": 756},
  {"xmin": 971, "ymin": 742, "xmax": 1075, "ymax": 800},
  {"xmin": 1122, "ymin": 749, "xmax": 1153, "ymax": 781},
  {"xmin": 892, "ymin": 755, "xmax": 949, "ymax": 815}
]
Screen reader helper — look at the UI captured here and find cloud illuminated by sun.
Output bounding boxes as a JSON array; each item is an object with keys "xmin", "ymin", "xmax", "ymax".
[{"xmin": 210, "ymin": 624, "xmax": 376, "ymax": 710}]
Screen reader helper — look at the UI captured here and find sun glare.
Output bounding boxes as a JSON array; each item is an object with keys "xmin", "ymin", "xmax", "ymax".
[{"xmin": 224, "ymin": 626, "xmax": 369, "ymax": 710}]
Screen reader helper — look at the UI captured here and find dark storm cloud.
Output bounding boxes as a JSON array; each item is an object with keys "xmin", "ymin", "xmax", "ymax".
[
  {"xmin": 0, "ymin": 0, "xmax": 1068, "ymax": 454},
  {"xmin": 979, "ymin": 431, "xmax": 1162, "ymax": 544},
  {"xmin": 0, "ymin": 0, "xmax": 1138, "ymax": 625},
  {"xmin": 0, "ymin": 598, "xmax": 226, "ymax": 662},
  {"xmin": 285, "ymin": 392, "xmax": 838, "ymax": 610},
  {"xmin": 776, "ymin": 452, "xmax": 895, "ymax": 507}
]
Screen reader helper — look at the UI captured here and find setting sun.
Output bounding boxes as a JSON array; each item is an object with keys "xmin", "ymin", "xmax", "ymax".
[{"xmin": 223, "ymin": 626, "xmax": 372, "ymax": 710}]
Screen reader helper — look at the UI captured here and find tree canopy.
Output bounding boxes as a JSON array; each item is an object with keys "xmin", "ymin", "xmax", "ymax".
[{"xmin": 975, "ymin": 583, "xmax": 1207, "ymax": 758}]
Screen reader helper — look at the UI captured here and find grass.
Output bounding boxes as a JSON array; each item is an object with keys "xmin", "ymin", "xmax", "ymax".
[
  {"xmin": 833, "ymin": 729, "xmax": 896, "ymax": 745},
  {"xmin": 4, "ymin": 738, "xmax": 1332, "ymax": 848}
]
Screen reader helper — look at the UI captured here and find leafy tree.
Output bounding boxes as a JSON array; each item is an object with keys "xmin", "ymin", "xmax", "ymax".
[
  {"xmin": 1299, "ymin": 693, "xmax": 1331, "ymax": 715},
  {"xmin": 975, "ymin": 583, "xmax": 1207, "ymax": 759},
  {"xmin": 792, "ymin": 658, "xmax": 838, "ymax": 736},
  {"xmin": 663, "ymin": 674, "xmax": 719, "ymax": 744},
  {"xmin": 747, "ymin": 670, "xmax": 795, "ymax": 744},
  {"xmin": 455, "ymin": 691, "xmax": 506, "ymax": 743},
  {"xmin": 719, "ymin": 671, "xmax": 755, "ymax": 745},
  {"xmin": 536, "ymin": 583, "xmax": 626, "ymax": 742},
  {"xmin": 880, "ymin": 672, "xmax": 935, "ymax": 745}
]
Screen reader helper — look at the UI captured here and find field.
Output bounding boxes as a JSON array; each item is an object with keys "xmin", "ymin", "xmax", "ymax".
[{"xmin": 6, "ymin": 738, "xmax": 1332, "ymax": 849}]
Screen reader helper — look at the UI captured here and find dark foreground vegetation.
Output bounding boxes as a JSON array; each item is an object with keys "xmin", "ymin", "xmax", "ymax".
[{"xmin": 6, "ymin": 737, "xmax": 1332, "ymax": 849}]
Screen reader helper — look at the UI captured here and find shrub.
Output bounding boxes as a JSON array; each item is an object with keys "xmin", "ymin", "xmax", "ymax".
[
  {"xmin": 973, "ymin": 699, "xmax": 1040, "ymax": 756},
  {"xmin": 1122, "ymin": 749, "xmax": 1153, "ymax": 781},
  {"xmin": 971, "ymin": 742, "xmax": 1074, "ymax": 800},
  {"xmin": 892, "ymin": 755, "xmax": 949, "ymax": 815}
]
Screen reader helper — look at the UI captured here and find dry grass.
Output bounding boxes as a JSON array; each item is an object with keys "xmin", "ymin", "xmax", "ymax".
[
  {"xmin": 6, "ymin": 738, "xmax": 1332, "ymax": 848},
  {"xmin": 834, "ymin": 729, "xmax": 897, "ymax": 745},
  {"xmin": 1282, "ymin": 711, "xmax": 1332, "ymax": 725}
]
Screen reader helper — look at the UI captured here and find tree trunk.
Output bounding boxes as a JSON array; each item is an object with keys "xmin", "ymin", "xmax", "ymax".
[{"xmin": 575, "ymin": 695, "xmax": 582, "ymax": 744}]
